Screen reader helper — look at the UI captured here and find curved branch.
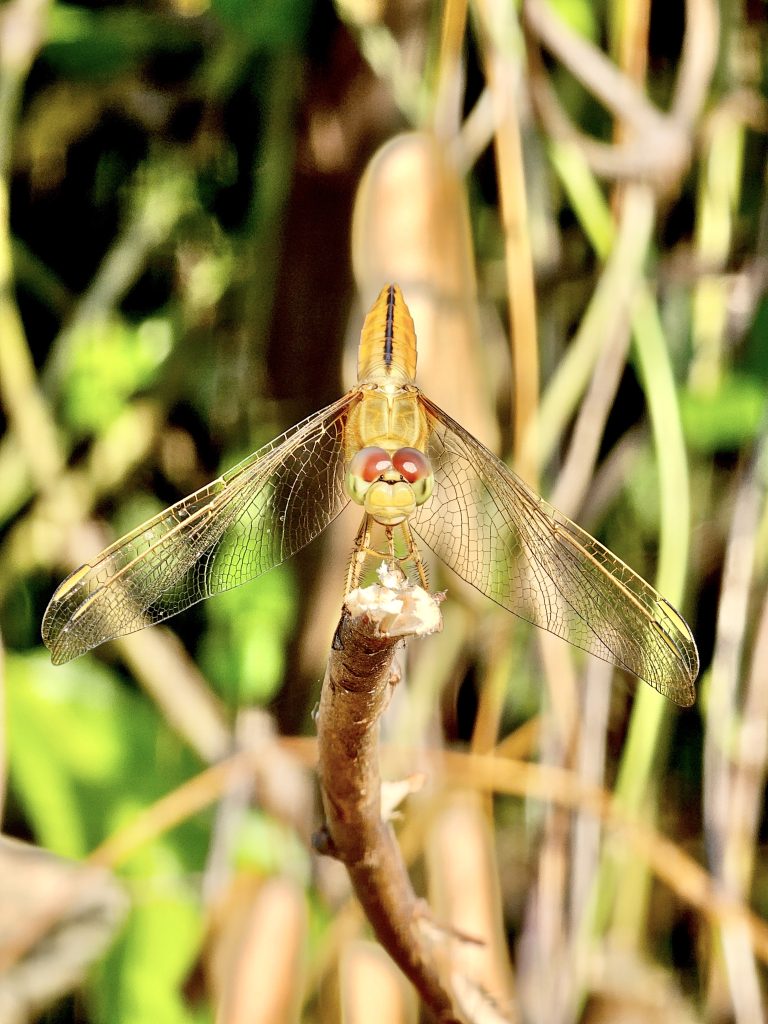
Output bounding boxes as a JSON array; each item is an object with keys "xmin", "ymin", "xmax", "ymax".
[
  {"xmin": 315, "ymin": 576, "xmax": 466, "ymax": 1022},
  {"xmin": 522, "ymin": 0, "xmax": 719, "ymax": 190}
]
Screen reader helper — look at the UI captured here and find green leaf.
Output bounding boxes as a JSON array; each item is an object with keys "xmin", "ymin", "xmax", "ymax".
[
  {"xmin": 232, "ymin": 809, "xmax": 311, "ymax": 885},
  {"xmin": 45, "ymin": 8, "xmax": 194, "ymax": 79},
  {"xmin": 211, "ymin": 0, "xmax": 312, "ymax": 49},
  {"xmin": 7, "ymin": 652, "xmax": 212, "ymax": 1021},
  {"xmin": 198, "ymin": 562, "xmax": 296, "ymax": 705},
  {"xmin": 61, "ymin": 317, "xmax": 173, "ymax": 437},
  {"xmin": 679, "ymin": 373, "xmax": 768, "ymax": 452},
  {"xmin": 94, "ymin": 884, "xmax": 206, "ymax": 1024},
  {"xmin": 548, "ymin": 0, "xmax": 598, "ymax": 40},
  {"xmin": 6, "ymin": 651, "xmax": 205, "ymax": 859}
]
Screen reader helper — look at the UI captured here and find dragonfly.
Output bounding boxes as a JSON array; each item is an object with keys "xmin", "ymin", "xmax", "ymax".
[{"xmin": 42, "ymin": 285, "xmax": 699, "ymax": 704}]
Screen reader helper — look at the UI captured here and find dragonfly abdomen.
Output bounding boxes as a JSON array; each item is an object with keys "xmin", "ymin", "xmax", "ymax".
[{"xmin": 357, "ymin": 283, "xmax": 417, "ymax": 385}]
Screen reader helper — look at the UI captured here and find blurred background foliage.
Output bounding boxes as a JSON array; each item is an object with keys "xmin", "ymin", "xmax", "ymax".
[{"xmin": 0, "ymin": 0, "xmax": 767, "ymax": 1021}]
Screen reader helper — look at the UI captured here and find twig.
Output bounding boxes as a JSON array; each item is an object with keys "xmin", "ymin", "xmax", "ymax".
[
  {"xmin": 703, "ymin": 424, "xmax": 768, "ymax": 1021},
  {"xmin": 670, "ymin": 0, "xmax": 720, "ymax": 129},
  {"xmin": 522, "ymin": 0, "xmax": 719, "ymax": 190},
  {"xmin": 211, "ymin": 876, "xmax": 307, "ymax": 1024},
  {"xmin": 433, "ymin": 0, "xmax": 468, "ymax": 141},
  {"xmin": 472, "ymin": 0, "xmax": 540, "ymax": 484},
  {"xmin": 0, "ymin": 628, "xmax": 5, "ymax": 824},
  {"xmin": 439, "ymin": 753, "xmax": 768, "ymax": 968},
  {"xmin": 315, "ymin": 574, "xmax": 466, "ymax": 1023},
  {"xmin": 0, "ymin": 0, "xmax": 64, "ymax": 494},
  {"xmin": 547, "ymin": 184, "xmax": 655, "ymax": 514},
  {"xmin": 0, "ymin": 0, "xmax": 50, "ymax": 178},
  {"xmin": 85, "ymin": 735, "xmax": 768, "ymax": 975}
]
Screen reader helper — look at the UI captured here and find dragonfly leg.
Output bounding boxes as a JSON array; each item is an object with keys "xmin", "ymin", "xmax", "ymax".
[
  {"xmin": 346, "ymin": 514, "xmax": 373, "ymax": 594},
  {"xmin": 385, "ymin": 527, "xmax": 397, "ymax": 562},
  {"xmin": 400, "ymin": 519, "xmax": 429, "ymax": 590},
  {"xmin": 346, "ymin": 517, "xmax": 428, "ymax": 593},
  {"xmin": 381, "ymin": 527, "xmax": 408, "ymax": 584}
]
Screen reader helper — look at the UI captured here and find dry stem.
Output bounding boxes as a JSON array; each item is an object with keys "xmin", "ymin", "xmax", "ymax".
[{"xmin": 315, "ymin": 579, "xmax": 464, "ymax": 1023}]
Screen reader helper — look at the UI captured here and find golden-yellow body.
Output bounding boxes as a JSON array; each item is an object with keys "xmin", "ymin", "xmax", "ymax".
[
  {"xmin": 41, "ymin": 282, "xmax": 699, "ymax": 706},
  {"xmin": 345, "ymin": 284, "xmax": 429, "ymax": 457},
  {"xmin": 356, "ymin": 282, "xmax": 417, "ymax": 384},
  {"xmin": 343, "ymin": 388, "xmax": 430, "ymax": 458},
  {"xmin": 344, "ymin": 285, "xmax": 434, "ymax": 530}
]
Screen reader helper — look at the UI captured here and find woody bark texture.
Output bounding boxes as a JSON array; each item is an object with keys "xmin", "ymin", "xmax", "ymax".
[{"xmin": 316, "ymin": 578, "xmax": 462, "ymax": 1023}]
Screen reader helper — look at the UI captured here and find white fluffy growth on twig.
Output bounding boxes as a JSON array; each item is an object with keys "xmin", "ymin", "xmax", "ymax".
[{"xmin": 344, "ymin": 563, "xmax": 443, "ymax": 638}]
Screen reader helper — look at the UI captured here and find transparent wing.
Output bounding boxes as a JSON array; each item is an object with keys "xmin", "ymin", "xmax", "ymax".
[
  {"xmin": 413, "ymin": 395, "xmax": 699, "ymax": 705},
  {"xmin": 42, "ymin": 392, "xmax": 358, "ymax": 665}
]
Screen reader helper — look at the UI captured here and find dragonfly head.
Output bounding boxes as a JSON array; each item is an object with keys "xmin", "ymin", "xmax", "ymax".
[{"xmin": 346, "ymin": 446, "xmax": 434, "ymax": 526}]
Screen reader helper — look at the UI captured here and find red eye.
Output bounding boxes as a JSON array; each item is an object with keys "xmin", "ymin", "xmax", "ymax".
[
  {"xmin": 392, "ymin": 447, "xmax": 430, "ymax": 483},
  {"xmin": 348, "ymin": 446, "xmax": 392, "ymax": 482}
]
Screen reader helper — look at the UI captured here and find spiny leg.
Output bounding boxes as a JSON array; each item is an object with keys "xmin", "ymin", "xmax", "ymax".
[
  {"xmin": 346, "ymin": 514, "xmax": 373, "ymax": 594},
  {"xmin": 400, "ymin": 519, "xmax": 430, "ymax": 590},
  {"xmin": 384, "ymin": 527, "xmax": 397, "ymax": 561},
  {"xmin": 382, "ymin": 526, "xmax": 407, "ymax": 584},
  {"xmin": 346, "ymin": 516, "xmax": 430, "ymax": 594}
]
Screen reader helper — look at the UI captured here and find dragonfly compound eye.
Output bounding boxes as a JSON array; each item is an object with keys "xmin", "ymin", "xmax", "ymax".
[
  {"xmin": 346, "ymin": 446, "xmax": 392, "ymax": 504},
  {"xmin": 392, "ymin": 448, "xmax": 434, "ymax": 505}
]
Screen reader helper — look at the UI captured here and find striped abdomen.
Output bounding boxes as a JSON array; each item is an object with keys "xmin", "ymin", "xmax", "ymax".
[{"xmin": 357, "ymin": 284, "xmax": 417, "ymax": 386}]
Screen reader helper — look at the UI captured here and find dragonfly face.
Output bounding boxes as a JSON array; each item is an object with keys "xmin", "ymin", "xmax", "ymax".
[
  {"xmin": 42, "ymin": 284, "xmax": 699, "ymax": 706},
  {"xmin": 345, "ymin": 447, "xmax": 434, "ymax": 525}
]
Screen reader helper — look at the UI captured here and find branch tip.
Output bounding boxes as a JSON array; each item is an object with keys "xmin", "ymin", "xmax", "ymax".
[{"xmin": 344, "ymin": 563, "xmax": 443, "ymax": 639}]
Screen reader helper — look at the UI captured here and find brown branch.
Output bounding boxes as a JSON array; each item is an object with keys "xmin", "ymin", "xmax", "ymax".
[{"xmin": 315, "ymin": 577, "xmax": 466, "ymax": 1023}]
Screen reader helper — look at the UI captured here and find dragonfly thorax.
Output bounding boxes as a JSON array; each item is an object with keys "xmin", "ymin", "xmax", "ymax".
[
  {"xmin": 344, "ymin": 383, "xmax": 430, "ymax": 456},
  {"xmin": 343, "ymin": 382, "xmax": 433, "ymax": 526}
]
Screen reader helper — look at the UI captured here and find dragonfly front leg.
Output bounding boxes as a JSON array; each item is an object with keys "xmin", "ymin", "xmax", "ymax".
[
  {"xmin": 381, "ymin": 526, "xmax": 408, "ymax": 585},
  {"xmin": 400, "ymin": 519, "xmax": 430, "ymax": 590},
  {"xmin": 346, "ymin": 514, "xmax": 373, "ymax": 594},
  {"xmin": 346, "ymin": 516, "xmax": 429, "ymax": 594},
  {"xmin": 384, "ymin": 526, "xmax": 397, "ymax": 562}
]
